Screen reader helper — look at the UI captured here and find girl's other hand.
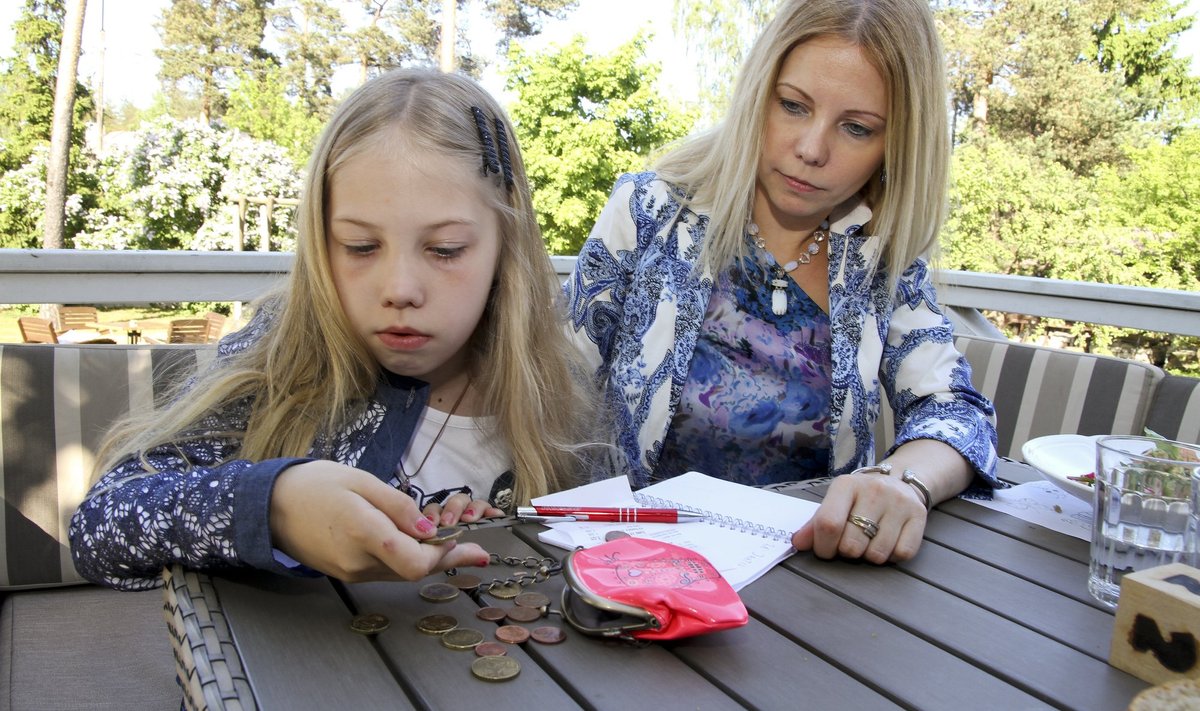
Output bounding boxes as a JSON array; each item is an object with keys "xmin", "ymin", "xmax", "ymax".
[
  {"xmin": 423, "ymin": 492, "xmax": 505, "ymax": 527},
  {"xmin": 269, "ymin": 461, "xmax": 491, "ymax": 582}
]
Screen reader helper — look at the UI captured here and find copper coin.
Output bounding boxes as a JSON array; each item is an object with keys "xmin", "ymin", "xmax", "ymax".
[
  {"xmin": 447, "ymin": 573, "xmax": 481, "ymax": 591},
  {"xmin": 513, "ymin": 591, "xmax": 550, "ymax": 609},
  {"xmin": 475, "ymin": 606, "xmax": 509, "ymax": 623},
  {"xmin": 349, "ymin": 613, "xmax": 390, "ymax": 635},
  {"xmin": 495, "ymin": 624, "xmax": 530, "ymax": 644},
  {"xmin": 421, "ymin": 526, "xmax": 464, "ymax": 545},
  {"xmin": 474, "ymin": 641, "xmax": 508, "ymax": 657},
  {"xmin": 419, "ymin": 582, "xmax": 459, "ymax": 602},
  {"xmin": 604, "ymin": 530, "xmax": 631, "ymax": 541},
  {"xmin": 471, "ymin": 655, "xmax": 521, "ymax": 682},
  {"xmin": 505, "ymin": 606, "xmax": 543, "ymax": 624},
  {"xmin": 416, "ymin": 614, "xmax": 458, "ymax": 635},
  {"xmin": 441, "ymin": 627, "xmax": 485, "ymax": 650},
  {"xmin": 488, "ymin": 582, "xmax": 521, "ymax": 600},
  {"xmin": 530, "ymin": 626, "xmax": 566, "ymax": 644}
]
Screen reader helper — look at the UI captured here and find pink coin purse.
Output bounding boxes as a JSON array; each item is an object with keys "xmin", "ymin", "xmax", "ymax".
[{"xmin": 560, "ymin": 536, "xmax": 749, "ymax": 641}]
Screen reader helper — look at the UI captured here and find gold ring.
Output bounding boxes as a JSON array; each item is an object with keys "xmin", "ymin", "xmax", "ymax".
[{"xmin": 847, "ymin": 514, "xmax": 880, "ymax": 540}]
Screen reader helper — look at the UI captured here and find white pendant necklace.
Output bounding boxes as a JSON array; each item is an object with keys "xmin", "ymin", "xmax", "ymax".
[{"xmin": 748, "ymin": 219, "xmax": 829, "ymax": 316}]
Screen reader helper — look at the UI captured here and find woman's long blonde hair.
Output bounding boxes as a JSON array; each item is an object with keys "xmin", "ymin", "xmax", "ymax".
[
  {"xmin": 95, "ymin": 69, "xmax": 598, "ymax": 505},
  {"xmin": 656, "ymin": 0, "xmax": 950, "ymax": 285}
]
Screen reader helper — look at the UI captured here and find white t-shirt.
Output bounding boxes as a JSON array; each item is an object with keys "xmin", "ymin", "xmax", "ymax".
[{"xmin": 395, "ymin": 408, "xmax": 513, "ymax": 506}]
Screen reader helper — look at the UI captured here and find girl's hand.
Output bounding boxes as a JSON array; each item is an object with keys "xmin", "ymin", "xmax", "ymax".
[
  {"xmin": 423, "ymin": 492, "xmax": 505, "ymax": 527},
  {"xmin": 269, "ymin": 461, "xmax": 491, "ymax": 582},
  {"xmin": 791, "ymin": 469, "xmax": 927, "ymax": 564}
]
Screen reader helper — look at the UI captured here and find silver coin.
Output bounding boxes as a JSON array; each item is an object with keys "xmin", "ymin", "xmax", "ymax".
[
  {"xmin": 416, "ymin": 613, "xmax": 458, "ymax": 635},
  {"xmin": 349, "ymin": 613, "xmax": 390, "ymax": 635},
  {"xmin": 420, "ymin": 582, "xmax": 460, "ymax": 602},
  {"xmin": 471, "ymin": 655, "xmax": 521, "ymax": 682},
  {"xmin": 441, "ymin": 627, "xmax": 485, "ymax": 650}
]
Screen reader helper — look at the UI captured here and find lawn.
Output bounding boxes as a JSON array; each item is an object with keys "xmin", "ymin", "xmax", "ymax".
[{"xmin": 0, "ymin": 304, "xmax": 242, "ymax": 343}]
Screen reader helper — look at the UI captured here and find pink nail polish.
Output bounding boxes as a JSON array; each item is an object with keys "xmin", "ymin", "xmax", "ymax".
[
  {"xmin": 476, "ymin": 555, "xmax": 490, "ymax": 567},
  {"xmin": 415, "ymin": 517, "xmax": 435, "ymax": 533},
  {"xmin": 464, "ymin": 508, "xmax": 475, "ymax": 517}
]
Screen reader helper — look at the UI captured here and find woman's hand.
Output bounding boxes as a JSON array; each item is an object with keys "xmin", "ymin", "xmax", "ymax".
[
  {"xmin": 269, "ymin": 461, "xmax": 491, "ymax": 582},
  {"xmin": 791, "ymin": 470, "xmax": 927, "ymax": 564},
  {"xmin": 791, "ymin": 440, "xmax": 974, "ymax": 564},
  {"xmin": 422, "ymin": 492, "xmax": 505, "ymax": 527}
]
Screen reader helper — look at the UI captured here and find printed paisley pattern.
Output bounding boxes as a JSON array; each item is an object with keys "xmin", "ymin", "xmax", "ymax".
[{"xmin": 564, "ymin": 172, "xmax": 999, "ymax": 491}]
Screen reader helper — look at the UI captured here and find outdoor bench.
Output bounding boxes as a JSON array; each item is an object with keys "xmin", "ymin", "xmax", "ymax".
[{"xmin": 2, "ymin": 336, "xmax": 1198, "ymax": 709}]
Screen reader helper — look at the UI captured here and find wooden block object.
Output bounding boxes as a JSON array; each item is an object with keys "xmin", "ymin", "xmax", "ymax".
[{"xmin": 1110, "ymin": 563, "xmax": 1200, "ymax": 685}]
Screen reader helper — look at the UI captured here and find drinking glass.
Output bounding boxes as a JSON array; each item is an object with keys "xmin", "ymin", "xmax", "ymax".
[{"xmin": 1088, "ymin": 435, "xmax": 1200, "ymax": 608}]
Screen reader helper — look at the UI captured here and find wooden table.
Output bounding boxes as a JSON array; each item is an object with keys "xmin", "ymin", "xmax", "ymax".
[
  {"xmin": 86, "ymin": 319, "xmax": 170, "ymax": 344},
  {"xmin": 164, "ymin": 462, "xmax": 1149, "ymax": 711}
]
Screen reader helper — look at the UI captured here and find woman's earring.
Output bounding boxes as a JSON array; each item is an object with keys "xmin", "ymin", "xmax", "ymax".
[{"xmin": 880, "ymin": 168, "xmax": 887, "ymax": 185}]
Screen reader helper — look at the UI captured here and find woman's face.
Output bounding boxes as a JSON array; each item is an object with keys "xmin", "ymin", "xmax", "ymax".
[
  {"xmin": 325, "ymin": 141, "xmax": 501, "ymax": 390},
  {"xmin": 755, "ymin": 36, "xmax": 888, "ymax": 234}
]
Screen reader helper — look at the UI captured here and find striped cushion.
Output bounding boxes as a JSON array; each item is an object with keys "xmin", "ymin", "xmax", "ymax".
[
  {"xmin": 953, "ymin": 335, "xmax": 1164, "ymax": 459},
  {"xmin": 1145, "ymin": 375, "xmax": 1200, "ymax": 445},
  {"xmin": 0, "ymin": 343, "xmax": 214, "ymax": 590}
]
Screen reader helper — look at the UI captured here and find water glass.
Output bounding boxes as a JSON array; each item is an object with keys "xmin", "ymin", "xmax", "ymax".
[{"xmin": 1088, "ymin": 435, "xmax": 1200, "ymax": 608}]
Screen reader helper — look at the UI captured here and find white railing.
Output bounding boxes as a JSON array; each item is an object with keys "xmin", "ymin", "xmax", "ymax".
[{"xmin": 2, "ymin": 249, "xmax": 1198, "ymax": 338}]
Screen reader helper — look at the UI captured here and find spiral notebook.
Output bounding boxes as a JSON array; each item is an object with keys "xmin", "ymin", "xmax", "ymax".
[{"xmin": 531, "ymin": 472, "xmax": 820, "ymax": 591}]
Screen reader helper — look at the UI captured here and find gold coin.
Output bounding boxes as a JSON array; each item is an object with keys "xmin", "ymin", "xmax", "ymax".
[
  {"xmin": 447, "ymin": 573, "xmax": 481, "ymax": 591},
  {"xmin": 495, "ymin": 624, "xmax": 530, "ymax": 645},
  {"xmin": 475, "ymin": 606, "xmax": 509, "ymax": 622},
  {"xmin": 441, "ymin": 627, "xmax": 485, "ymax": 650},
  {"xmin": 416, "ymin": 614, "xmax": 458, "ymax": 635},
  {"xmin": 505, "ymin": 606, "xmax": 542, "ymax": 624},
  {"xmin": 349, "ymin": 613, "xmax": 390, "ymax": 635},
  {"xmin": 419, "ymin": 582, "xmax": 460, "ymax": 602},
  {"xmin": 488, "ymin": 582, "xmax": 521, "ymax": 600},
  {"xmin": 471, "ymin": 655, "xmax": 521, "ymax": 682},
  {"xmin": 421, "ymin": 526, "xmax": 464, "ymax": 545},
  {"xmin": 531, "ymin": 626, "xmax": 566, "ymax": 644},
  {"xmin": 474, "ymin": 641, "xmax": 508, "ymax": 657},
  {"xmin": 513, "ymin": 591, "xmax": 550, "ymax": 610}
]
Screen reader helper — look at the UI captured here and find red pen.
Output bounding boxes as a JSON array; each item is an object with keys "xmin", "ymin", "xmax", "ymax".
[{"xmin": 516, "ymin": 506, "xmax": 705, "ymax": 523}]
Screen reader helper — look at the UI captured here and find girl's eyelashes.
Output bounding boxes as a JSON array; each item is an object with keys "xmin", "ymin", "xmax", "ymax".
[{"xmin": 430, "ymin": 245, "xmax": 466, "ymax": 261}]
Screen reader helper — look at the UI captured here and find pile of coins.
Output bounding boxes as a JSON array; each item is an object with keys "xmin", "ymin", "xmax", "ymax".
[{"xmin": 411, "ymin": 571, "xmax": 567, "ymax": 682}]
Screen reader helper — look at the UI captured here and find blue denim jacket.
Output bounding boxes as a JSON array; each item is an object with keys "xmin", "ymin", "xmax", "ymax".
[{"xmin": 564, "ymin": 172, "xmax": 999, "ymax": 489}]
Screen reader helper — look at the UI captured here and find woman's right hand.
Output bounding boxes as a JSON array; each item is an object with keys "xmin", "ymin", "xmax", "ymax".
[{"xmin": 268, "ymin": 460, "xmax": 490, "ymax": 582}]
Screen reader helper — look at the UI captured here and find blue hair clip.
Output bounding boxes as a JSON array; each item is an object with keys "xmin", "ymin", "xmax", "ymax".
[{"xmin": 470, "ymin": 106, "xmax": 501, "ymax": 178}]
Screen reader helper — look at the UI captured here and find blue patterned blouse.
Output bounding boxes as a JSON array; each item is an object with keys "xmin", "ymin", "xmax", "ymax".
[{"xmin": 658, "ymin": 248, "xmax": 832, "ymax": 485}]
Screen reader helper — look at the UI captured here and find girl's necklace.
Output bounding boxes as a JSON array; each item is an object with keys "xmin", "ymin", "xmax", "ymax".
[
  {"xmin": 748, "ymin": 219, "xmax": 829, "ymax": 316},
  {"xmin": 397, "ymin": 377, "xmax": 472, "ymax": 482}
]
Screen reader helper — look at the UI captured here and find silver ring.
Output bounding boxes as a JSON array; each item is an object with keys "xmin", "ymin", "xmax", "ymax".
[{"xmin": 847, "ymin": 514, "xmax": 879, "ymax": 540}]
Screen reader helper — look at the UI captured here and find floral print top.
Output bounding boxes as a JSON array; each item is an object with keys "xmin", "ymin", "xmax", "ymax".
[{"xmin": 658, "ymin": 251, "xmax": 832, "ymax": 485}]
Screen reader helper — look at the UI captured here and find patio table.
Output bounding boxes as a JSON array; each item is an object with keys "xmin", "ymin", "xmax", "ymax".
[{"xmin": 163, "ymin": 460, "xmax": 1149, "ymax": 711}]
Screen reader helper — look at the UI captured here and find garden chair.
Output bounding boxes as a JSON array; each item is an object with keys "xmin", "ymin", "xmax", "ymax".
[
  {"xmin": 165, "ymin": 318, "xmax": 213, "ymax": 344},
  {"xmin": 58, "ymin": 306, "xmax": 100, "ymax": 331}
]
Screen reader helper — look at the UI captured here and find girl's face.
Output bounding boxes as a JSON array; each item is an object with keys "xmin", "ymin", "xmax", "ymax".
[
  {"xmin": 755, "ymin": 36, "xmax": 887, "ymax": 234},
  {"xmin": 326, "ymin": 141, "xmax": 501, "ymax": 389}
]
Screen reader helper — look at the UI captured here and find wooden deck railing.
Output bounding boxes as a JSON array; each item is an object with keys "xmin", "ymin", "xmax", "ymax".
[{"xmin": 1, "ymin": 249, "xmax": 1198, "ymax": 339}]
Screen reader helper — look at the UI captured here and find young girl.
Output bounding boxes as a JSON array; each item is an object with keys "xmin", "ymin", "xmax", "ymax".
[{"xmin": 70, "ymin": 69, "xmax": 598, "ymax": 590}]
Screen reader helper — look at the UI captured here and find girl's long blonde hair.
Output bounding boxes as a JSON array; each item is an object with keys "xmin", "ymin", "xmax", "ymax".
[
  {"xmin": 656, "ymin": 0, "xmax": 950, "ymax": 286},
  {"xmin": 95, "ymin": 69, "xmax": 599, "ymax": 505}
]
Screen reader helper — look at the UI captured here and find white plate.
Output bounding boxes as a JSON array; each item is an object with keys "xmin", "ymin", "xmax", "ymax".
[{"xmin": 1020, "ymin": 434, "xmax": 1104, "ymax": 502}]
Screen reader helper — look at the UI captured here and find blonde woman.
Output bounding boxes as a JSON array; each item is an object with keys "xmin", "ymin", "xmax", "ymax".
[
  {"xmin": 71, "ymin": 68, "xmax": 599, "ymax": 590},
  {"xmin": 565, "ymin": 0, "xmax": 999, "ymax": 564}
]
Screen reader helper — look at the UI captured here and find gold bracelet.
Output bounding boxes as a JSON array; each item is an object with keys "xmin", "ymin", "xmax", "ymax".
[{"xmin": 900, "ymin": 469, "xmax": 932, "ymax": 512}]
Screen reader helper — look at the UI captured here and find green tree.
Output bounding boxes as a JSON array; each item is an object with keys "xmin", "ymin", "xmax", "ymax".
[
  {"xmin": 156, "ymin": 0, "xmax": 272, "ymax": 123},
  {"xmin": 506, "ymin": 34, "xmax": 695, "ymax": 254},
  {"xmin": 672, "ymin": 0, "xmax": 775, "ymax": 120},
  {"xmin": 270, "ymin": 0, "xmax": 347, "ymax": 116},
  {"xmin": 938, "ymin": 0, "xmax": 1196, "ymax": 173},
  {"xmin": 224, "ymin": 63, "xmax": 325, "ymax": 164},
  {"xmin": 0, "ymin": 0, "xmax": 93, "ymax": 171}
]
